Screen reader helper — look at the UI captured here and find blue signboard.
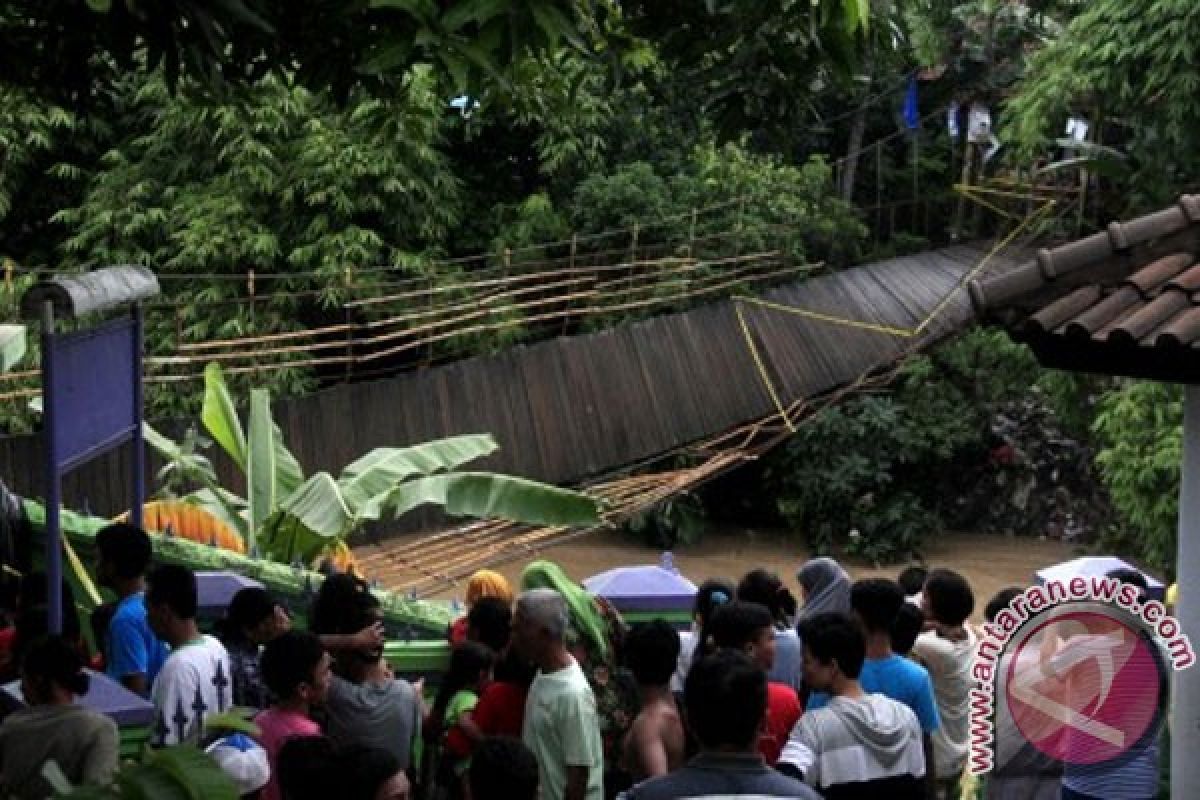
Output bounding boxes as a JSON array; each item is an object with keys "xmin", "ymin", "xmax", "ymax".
[{"xmin": 48, "ymin": 317, "xmax": 138, "ymax": 471}]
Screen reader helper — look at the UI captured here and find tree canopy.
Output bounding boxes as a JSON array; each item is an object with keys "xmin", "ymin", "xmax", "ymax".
[{"xmin": 0, "ymin": 0, "xmax": 610, "ymax": 101}]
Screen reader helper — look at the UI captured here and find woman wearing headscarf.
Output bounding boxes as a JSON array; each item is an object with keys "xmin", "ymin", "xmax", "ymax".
[
  {"xmin": 792, "ymin": 557, "xmax": 852, "ymax": 704},
  {"xmin": 520, "ymin": 560, "xmax": 638, "ymax": 797},
  {"xmin": 796, "ymin": 557, "xmax": 852, "ymax": 621},
  {"xmin": 448, "ymin": 570, "xmax": 514, "ymax": 646}
]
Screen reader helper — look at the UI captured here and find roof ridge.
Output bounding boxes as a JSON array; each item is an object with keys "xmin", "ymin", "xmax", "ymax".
[{"xmin": 968, "ymin": 195, "xmax": 1200, "ymax": 314}]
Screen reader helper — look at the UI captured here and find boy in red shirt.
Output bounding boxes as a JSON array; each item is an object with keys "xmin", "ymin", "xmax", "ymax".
[{"xmin": 701, "ymin": 601, "xmax": 801, "ymax": 764}]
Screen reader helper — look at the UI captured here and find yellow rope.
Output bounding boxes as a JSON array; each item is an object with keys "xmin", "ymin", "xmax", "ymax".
[
  {"xmin": 734, "ymin": 199, "xmax": 1057, "ymax": 433},
  {"xmin": 734, "ymin": 297, "xmax": 918, "ymax": 338},
  {"xmin": 735, "ymin": 301, "xmax": 798, "ymax": 432},
  {"xmin": 914, "ymin": 200, "xmax": 1056, "ymax": 335}
]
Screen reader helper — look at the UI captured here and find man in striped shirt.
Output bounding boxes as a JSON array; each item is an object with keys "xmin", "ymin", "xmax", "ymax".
[{"xmin": 778, "ymin": 611, "xmax": 927, "ymax": 800}]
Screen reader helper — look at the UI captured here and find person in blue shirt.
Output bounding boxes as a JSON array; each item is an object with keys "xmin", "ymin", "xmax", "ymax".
[
  {"xmin": 94, "ymin": 524, "xmax": 168, "ymax": 696},
  {"xmin": 807, "ymin": 578, "xmax": 940, "ymax": 791}
]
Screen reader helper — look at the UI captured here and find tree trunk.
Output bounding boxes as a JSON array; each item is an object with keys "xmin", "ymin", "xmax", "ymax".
[{"xmin": 840, "ymin": 91, "xmax": 870, "ymax": 203}]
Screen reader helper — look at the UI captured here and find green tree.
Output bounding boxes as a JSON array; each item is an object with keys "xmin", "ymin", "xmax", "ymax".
[
  {"xmin": 49, "ymin": 68, "xmax": 462, "ymax": 414},
  {"xmin": 764, "ymin": 329, "xmax": 1043, "ymax": 562},
  {"xmin": 1092, "ymin": 381, "xmax": 1182, "ymax": 575},
  {"xmin": 1005, "ymin": 0, "xmax": 1200, "ymax": 209},
  {"xmin": 1, "ymin": 0, "xmax": 609, "ymax": 102}
]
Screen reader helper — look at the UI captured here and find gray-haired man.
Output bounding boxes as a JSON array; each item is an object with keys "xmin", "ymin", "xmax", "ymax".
[{"xmin": 512, "ymin": 588, "xmax": 604, "ymax": 800}]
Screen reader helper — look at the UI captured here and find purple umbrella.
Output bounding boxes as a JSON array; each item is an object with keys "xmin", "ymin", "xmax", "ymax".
[
  {"xmin": 1036, "ymin": 556, "xmax": 1166, "ymax": 603},
  {"xmin": 583, "ymin": 553, "xmax": 697, "ymax": 613}
]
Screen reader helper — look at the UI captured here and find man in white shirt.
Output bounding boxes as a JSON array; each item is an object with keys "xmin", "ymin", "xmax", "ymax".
[
  {"xmin": 511, "ymin": 589, "xmax": 604, "ymax": 800},
  {"xmin": 913, "ymin": 568, "xmax": 977, "ymax": 797},
  {"xmin": 145, "ymin": 564, "xmax": 233, "ymax": 746}
]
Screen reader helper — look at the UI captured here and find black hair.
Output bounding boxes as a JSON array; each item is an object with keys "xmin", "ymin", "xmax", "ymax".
[
  {"xmin": 700, "ymin": 601, "xmax": 774, "ymax": 656},
  {"xmin": 431, "ymin": 641, "xmax": 495, "ymax": 734},
  {"xmin": 890, "ymin": 602, "xmax": 925, "ymax": 656},
  {"xmin": 23, "ymin": 635, "xmax": 90, "ymax": 696},
  {"xmin": 693, "ymin": 579, "xmax": 734, "ymax": 623},
  {"xmin": 799, "ymin": 611, "xmax": 866, "ymax": 679},
  {"xmin": 924, "ymin": 569, "xmax": 975, "ymax": 627},
  {"xmin": 470, "ymin": 737, "xmax": 539, "ymax": 800},
  {"xmin": 493, "ymin": 647, "xmax": 537, "ymax": 688},
  {"xmin": 261, "ymin": 630, "xmax": 325, "ymax": 700},
  {"xmin": 850, "ymin": 578, "xmax": 904, "ymax": 634},
  {"xmin": 1108, "ymin": 567, "xmax": 1150, "ymax": 604},
  {"xmin": 220, "ymin": 588, "xmax": 278, "ymax": 644},
  {"xmin": 467, "ymin": 596, "xmax": 512, "ymax": 654},
  {"xmin": 309, "ymin": 574, "xmax": 379, "ymax": 638},
  {"xmin": 897, "ymin": 566, "xmax": 929, "ymax": 597},
  {"xmin": 624, "ymin": 620, "xmax": 680, "ymax": 686},
  {"xmin": 146, "ymin": 564, "xmax": 198, "ymax": 620},
  {"xmin": 984, "ymin": 587, "xmax": 1023, "ymax": 623},
  {"xmin": 736, "ymin": 569, "xmax": 797, "ymax": 625},
  {"xmin": 339, "ymin": 744, "xmax": 403, "ymax": 800},
  {"xmin": 684, "ymin": 650, "xmax": 766, "ymax": 749},
  {"xmin": 278, "ymin": 736, "xmax": 339, "ymax": 800},
  {"xmin": 95, "ymin": 523, "xmax": 153, "ymax": 580}
]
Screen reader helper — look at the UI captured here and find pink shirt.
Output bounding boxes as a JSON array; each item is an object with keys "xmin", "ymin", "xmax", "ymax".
[{"xmin": 255, "ymin": 707, "xmax": 320, "ymax": 800}]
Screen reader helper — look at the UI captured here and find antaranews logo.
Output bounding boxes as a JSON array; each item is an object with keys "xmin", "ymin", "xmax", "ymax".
[{"xmin": 968, "ymin": 575, "xmax": 1194, "ymax": 776}]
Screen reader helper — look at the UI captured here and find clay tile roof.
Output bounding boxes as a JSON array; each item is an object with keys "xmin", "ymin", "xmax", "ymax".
[{"xmin": 968, "ymin": 195, "xmax": 1200, "ymax": 382}]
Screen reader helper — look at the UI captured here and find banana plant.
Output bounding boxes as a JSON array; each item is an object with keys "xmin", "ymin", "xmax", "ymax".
[{"xmin": 146, "ymin": 363, "xmax": 601, "ymax": 564}]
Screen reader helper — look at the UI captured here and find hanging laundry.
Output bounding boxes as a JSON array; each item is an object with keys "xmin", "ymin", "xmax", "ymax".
[
  {"xmin": 967, "ymin": 102, "xmax": 992, "ymax": 143},
  {"xmin": 903, "ymin": 75, "xmax": 920, "ymax": 131},
  {"xmin": 1065, "ymin": 116, "xmax": 1090, "ymax": 143}
]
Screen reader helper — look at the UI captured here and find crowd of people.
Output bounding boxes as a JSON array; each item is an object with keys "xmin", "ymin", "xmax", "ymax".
[{"xmin": 0, "ymin": 521, "xmax": 1169, "ymax": 800}]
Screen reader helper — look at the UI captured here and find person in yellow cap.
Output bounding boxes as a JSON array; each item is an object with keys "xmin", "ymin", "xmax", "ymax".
[{"xmin": 448, "ymin": 570, "xmax": 514, "ymax": 646}]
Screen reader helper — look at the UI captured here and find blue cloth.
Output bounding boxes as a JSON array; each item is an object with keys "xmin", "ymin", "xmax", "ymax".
[
  {"xmin": 807, "ymin": 655, "xmax": 940, "ymax": 733},
  {"xmin": 1062, "ymin": 739, "xmax": 1159, "ymax": 800},
  {"xmin": 903, "ymin": 75, "xmax": 919, "ymax": 131},
  {"xmin": 105, "ymin": 592, "xmax": 168, "ymax": 690},
  {"xmin": 768, "ymin": 628, "xmax": 802, "ymax": 692}
]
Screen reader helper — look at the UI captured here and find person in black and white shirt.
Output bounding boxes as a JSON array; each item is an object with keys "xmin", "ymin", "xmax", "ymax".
[
  {"xmin": 779, "ymin": 611, "xmax": 926, "ymax": 800},
  {"xmin": 145, "ymin": 564, "xmax": 232, "ymax": 746}
]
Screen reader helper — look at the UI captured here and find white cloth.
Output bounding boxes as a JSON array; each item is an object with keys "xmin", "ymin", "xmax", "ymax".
[
  {"xmin": 912, "ymin": 629, "xmax": 977, "ymax": 777},
  {"xmin": 151, "ymin": 635, "xmax": 233, "ymax": 746},
  {"xmin": 670, "ymin": 629, "xmax": 697, "ymax": 693}
]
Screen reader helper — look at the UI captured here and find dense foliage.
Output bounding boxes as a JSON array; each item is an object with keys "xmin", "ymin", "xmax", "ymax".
[
  {"xmin": 1092, "ymin": 381, "xmax": 1183, "ymax": 576},
  {"xmin": 1, "ymin": 0, "xmax": 607, "ymax": 102},
  {"xmin": 1005, "ymin": 0, "xmax": 1200, "ymax": 209},
  {"xmin": 762, "ymin": 329, "xmax": 1044, "ymax": 563}
]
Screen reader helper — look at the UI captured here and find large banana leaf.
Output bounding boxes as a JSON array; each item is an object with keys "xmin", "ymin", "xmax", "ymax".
[
  {"xmin": 246, "ymin": 389, "xmax": 275, "ymax": 554},
  {"xmin": 337, "ymin": 434, "xmax": 500, "ymax": 511},
  {"xmin": 202, "ymin": 363, "xmax": 304, "ymax": 496},
  {"xmin": 0, "ymin": 325, "xmax": 25, "ymax": 372},
  {"xmin": 370, "ymin": 471, "xmax": 601, "ymax": 528},
  {"xmin": 201, "ymin": 363, "xmax": 247, "ymax": 469},
  {"xmin": 270, "ymin": 420, "xmax": 306, "ymax": 498},
  {"xmin": 260, "ymin": 472, "xmax": 355, "ymax": 563}
]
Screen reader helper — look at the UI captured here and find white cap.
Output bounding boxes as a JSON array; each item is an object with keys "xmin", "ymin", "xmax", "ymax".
[{"xmin": 206, "ymin": 734, "xmax": 270, "ymax": 795}]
